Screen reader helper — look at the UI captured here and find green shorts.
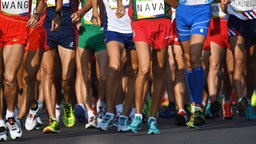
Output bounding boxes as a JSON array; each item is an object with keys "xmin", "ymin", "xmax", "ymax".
[{"xmin": 78, "ymin": 24, "xmax": 106, "ymax": 52}]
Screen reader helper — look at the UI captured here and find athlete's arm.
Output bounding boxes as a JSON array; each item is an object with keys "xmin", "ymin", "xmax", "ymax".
[
  {"xmin": 165, "ymin": 0, "xmax": 178, "ymax": 8},
  {"xmin": 51, "ymin": 0, "xmax": 63, "ymax": 32},
  {"xmin": 91, "ymin": 0, "xmax": 101, "ymax": 26},
  {"xmin": 71, "ymin": 0, "xmax": 93, "ymax": 23},
  {"xmin": 220, "ymin": 0, "xmax": 230, "ymax": 14},
  {"xmin": 116, "ymin": 0, "xmax": 126, "ymax": 18},
  {"xmin": 27, "ymin": 0, "xmax": 45, "ymax": 28}
]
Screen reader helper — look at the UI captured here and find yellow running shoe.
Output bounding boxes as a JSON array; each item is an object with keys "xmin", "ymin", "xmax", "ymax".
[
  {"xmin": 43, "ymin": 118, "xmax": 60, "ymax": 134},
  {"xmin": 63, "ymin": 103, "xmax": 75, "ymax": 128}
]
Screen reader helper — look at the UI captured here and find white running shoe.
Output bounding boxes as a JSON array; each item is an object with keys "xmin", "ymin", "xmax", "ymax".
[
  {"xmin": 6, "ymin": 117, "xmax": 22, "ymax": 139},
  {"xmin": 117, "ymin": 115, "xmax": 128, "ymax": 132},
  {"xmin": 85, "ymin": 116, "xmax": 97, "ymax": 129},
  {"xmin": 25, "ymin": 107, "xmax": 40, "ymax": 131},
  {"xmin": 0, "ymin": 126, "xmax": 7, "ymax": 141},
  {"xmin": 55, "ymin": 105, "xmax": 62, "ymax": 123}
]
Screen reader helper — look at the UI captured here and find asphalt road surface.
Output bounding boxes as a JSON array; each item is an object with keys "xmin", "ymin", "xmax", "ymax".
[{"xmin": 5, "ymin": 109, "xmax": 256, "ymax": 144}]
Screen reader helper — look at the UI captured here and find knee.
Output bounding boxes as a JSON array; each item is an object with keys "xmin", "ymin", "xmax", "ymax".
[
  {"xmin": 108, "ymin": 66, "xmax": 120, "ymax": 77},
  {"xmin": 4, "ymin": 77, "xmax": 16, "ymax": 89}
]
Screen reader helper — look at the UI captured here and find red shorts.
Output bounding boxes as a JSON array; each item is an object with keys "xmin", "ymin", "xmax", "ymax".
[
  {"xmin": 0, "ymin": 14, "xmax": 29, "ymax": 47},
  {"xmin": 171, "ymin": 19, "xmax": 181, "ymax": 45},
  {"xmin": 131, "ymin": 18, "xmax": 173, "ymax": 49},
  {"xmin": 25, "ymin": 25, "xmax": 48, "ymax": 51},
  {"xmin": 203, "ymin": 18, "xmax": 230, "ymax": 50}
]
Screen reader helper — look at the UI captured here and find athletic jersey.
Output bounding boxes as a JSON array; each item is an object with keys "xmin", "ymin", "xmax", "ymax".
[
  {"xmin": 179, "ymin": 0, "xmax": 212, "ymax": 5},
  {"xmin": 228, "ymin": 0, "xmax": 256, "ymax": 20},
  {"xmin": 128, "ymin": 0, "xmax": 171, "ymax": 21},
  {"xmin": 0, "ymin": 0, "xmax": 32, "ymax": 21},
  {"xmin": 103, "ymin": 0, "xmax": 132, "ymax": 33},
  {"xmin": 211, "ymin": 2, "xmax": 227, "ymax": 19},
  {"xmin": 47, "ymin": 0, "xmax": 71, "ymax": 7}
]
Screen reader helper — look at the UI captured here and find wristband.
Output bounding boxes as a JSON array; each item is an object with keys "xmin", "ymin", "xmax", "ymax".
[{"xmin": 56, "ymin": 10, "xmax": 62, "ymax": 17}]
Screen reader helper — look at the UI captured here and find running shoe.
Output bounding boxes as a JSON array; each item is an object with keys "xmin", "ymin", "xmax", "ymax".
[
  {"xmin": 85, "ymin": 115, "xmax": 97, "ymax": 128},
  {"xmin": 237, "ymin": 97, "xmax": 248, "ymax": 117},
  {"xmin": 0, "ymin": 126, "xmax": 7, "ymax": 141},
  {"xmin": 113, "ymin": 111, "xmax": 121, "ymax": 127},
  {"xmin": 96, "ymin": 105, "xmax": 106, "ymax": 124},
  {"xmin": 6, "ymin": 117, "xmax": 22, "ymax": 139},
  {"xmin": 25, "ymin": 107, "xmax": 41, "ymax": 131},
  {"xmin": 210, "ymin": 101, "xmax": 221, "ymax": 118},
  {"xmin": 97, "ymin": 113, "xmax": 114, "ymax": 131},
  {"xmin": 223, "ymin": 101, "xmax": 233, "ymax": 120},
  {"xmin": 55, "ymin": 105, "xmax": 62, "ymax": 123},
  {"xmin": 35, "ymin": 116, "xmax": 43, "ymax": 130},
  {"xmin": 187, "ymin": 107, "xmax": 205, "ymax": 128},
  {"xmin": 204, "ymin": 100, "xmax": 221, "ymax": 119},
  {"xmin": 175, "ymin": 110, "xmax": 188, "ymax": 126},
  {"xmin": 204, "ymin": 102, "xmax": 213, "ymax": 119},
  {"xmin": 43, "ymin": 118, "xmax": 60, "ymax": 134},
  {"xmin": 159, "ymin": 102, "xmax": 176, "ymax": 119},
  {"xmin": 63, "ymin": 103, "xmax": 75, "ymax": 128},
  {"xmin": 124, "ymin": 115, "xmax": 142, "ymax": 134},
  {"xmin": 147, "ymin": 117, "xmax": 160, "ymax": 135},
  {"xmin": 245, "ymin": 105, "xmax": 256, "ymax": 120},
  {"xmin": 117, "ymin": 115, "xmax": 128, "ymax": 132},
  {"xmin": 74, "ymin": 104, "xmax": 87, "ymax": 123}
]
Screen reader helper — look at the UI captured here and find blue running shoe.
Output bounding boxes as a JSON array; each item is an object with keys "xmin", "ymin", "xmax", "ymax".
[
  {"xmin": 159, "ymin": 102, "xmax": 176, "ymax": 119},
  {"xmin": 147, "ymin": 117, "xmax": 160, "ymax": 135},
  {"xmin": 73, "ymin": 104, "xmax": 87, "ymax": 123},
  {"xmin": 204, "ymin": 102, "xmax": 212, "ymax": 119},
  {"xmin": 245, "ymin": 105, "xmax": 256, "ymax": 120},
  {"xmin": 97, "ymin": 113, "xmax": 114, "ymax": 131},
  {"xmin": 125, "ymin": 115, "xmax": 142, "ymax": 134}
]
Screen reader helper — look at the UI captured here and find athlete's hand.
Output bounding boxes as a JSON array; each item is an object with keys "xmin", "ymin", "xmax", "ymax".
[
  {"xmin": 51, "ymin": 15, "xmax": 60, "ymax": 32},
  {"xmin": 71, "ymin": 11, "xmax": 83, "ymax": 24},
  {"xmin": 27, "ymin": 15, "xmax": 39, "ymax": 28},
  {"xmin": 91, "ymin": 9, "xmax": 101, "ymax": 26},
  {"xmin": 115, "ymin": 2, "xmax": 126, "ymax": 18}
]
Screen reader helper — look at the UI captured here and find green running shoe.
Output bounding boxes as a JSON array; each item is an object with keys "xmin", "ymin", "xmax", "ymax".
[
  {"xmin": 63, "ymin": 103, "xmax": 75, "ymax": 128},
  {"xmin": 187, "ymin": 107, "xmax": 205, "ymax": 128},
  {"xmin": 43, "ymin": 118, "xmax": 60, "ymax": 134},
  {"xmin": 147, "ymin": 117, "xmax": 160, "ymax": 135},
  {"xmin": 125, "ymin": 115, "xmax": 142, "ymax": 134}
]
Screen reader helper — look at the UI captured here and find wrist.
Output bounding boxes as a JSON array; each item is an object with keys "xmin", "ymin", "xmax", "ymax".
[
  {"xmin": 33, "ymin": 13, "xmax": 40, "ymax": 21},
  {"xmin": 78, "ymin": 9, "xmax": 85, "ymax": 16},
  {"xmin": 55, "ymin": 10, "xmax": 62, "ymax": 17}
]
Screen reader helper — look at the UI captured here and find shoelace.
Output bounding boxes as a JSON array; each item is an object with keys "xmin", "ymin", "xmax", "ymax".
[
  {"xmin": 64, "ymin": 105, "xmax": 71, "ymax": 118},
  {"xmin": 7, "ymin": 119, "xmax": 18, "ymax": 131},
  {"xmin": 119, "ymin": 117, "xmax": 126, "ymax": 126}
]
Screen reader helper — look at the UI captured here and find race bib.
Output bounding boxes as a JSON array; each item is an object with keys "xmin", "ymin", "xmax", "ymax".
[
  {"xmin": 1, "ymin": 0, "xmax": 29, "ymax": 16},
  {"xmin": 136, "ymin": 0, "xmax": 165, "ymax": 19},
  {"xmin": 230, "ymin": 0, "xmax": 255, "ymax": 12},
  {"xmin": 108, "ymin": 0, "xmax": 129, "ymax": 9},
  {"xmin": 47, "ymin": 0, "xmax": 70, "ymax": 7},
  {"xmin": 211, "ymin": 3, "xmax": 226, "ymax": 18}
]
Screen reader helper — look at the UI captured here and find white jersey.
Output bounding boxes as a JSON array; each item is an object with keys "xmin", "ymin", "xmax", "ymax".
[
  {"xmin": 228, "ymin": 0, "xmax": 256, "ymax": 20},
  {"xmin": 211, "ymin": 2, "xmax": 227, "ymax": 18},
  {"xmin": 179, "ymin": 0, "xmax": 213, "ymax": 5},
  {"xmin": 103, "ymin": 0, "xmax": 132, "ymax": 33}
]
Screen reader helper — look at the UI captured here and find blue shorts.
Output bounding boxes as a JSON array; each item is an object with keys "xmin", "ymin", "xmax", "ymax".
[
  {"xmin": 228, "ymin": 15, "xmax": 256, "ymax": 47},
  {"xmin": 176, "ymin": 4, "xmax": 211, "ymax": 42},
  {"xmin": 104, "ymin": 31, "xmax": 135, "ymax": 50},
  {"xmin": 44, "ymin": 7, "xmax": 77, "ymax": 50}
]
